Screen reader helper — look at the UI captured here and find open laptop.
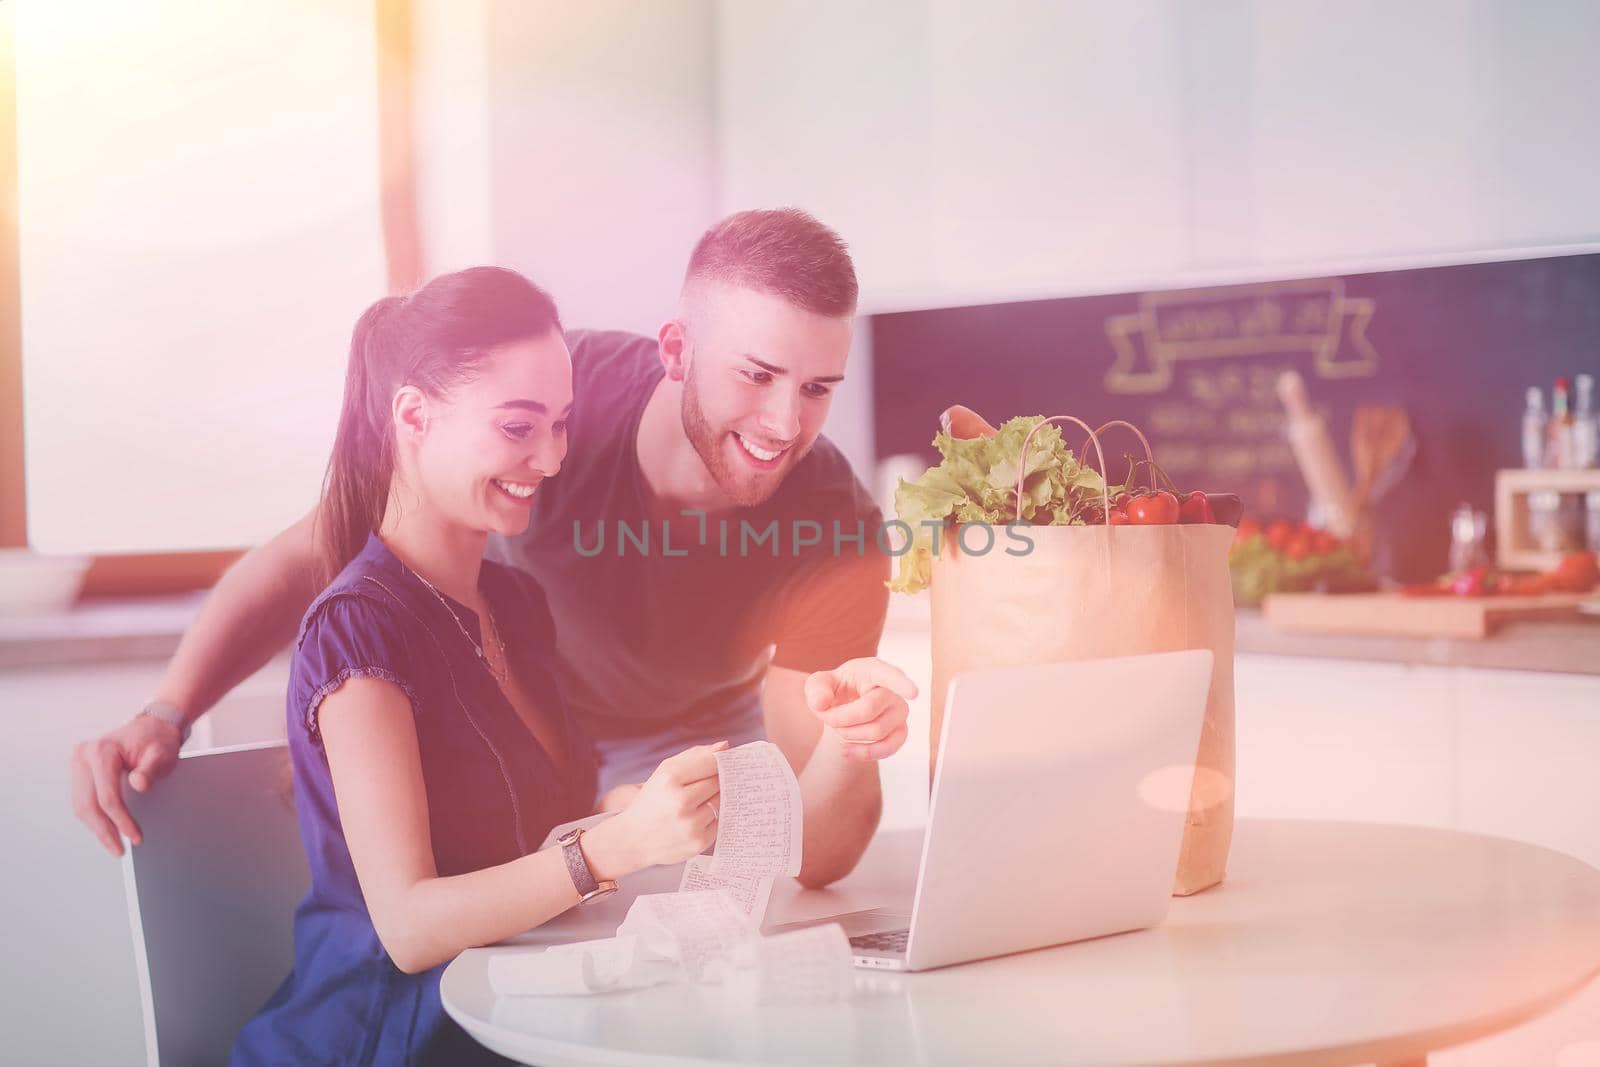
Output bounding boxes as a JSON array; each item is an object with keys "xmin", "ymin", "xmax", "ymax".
[{"xmin": 840, "ymin": 649, "xmax": 1214, "ymax": 972}]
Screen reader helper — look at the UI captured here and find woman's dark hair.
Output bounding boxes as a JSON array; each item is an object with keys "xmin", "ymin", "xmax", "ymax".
[{"xmin": 315, "ymin": 266, "xmax": 562, "ymax": 585}]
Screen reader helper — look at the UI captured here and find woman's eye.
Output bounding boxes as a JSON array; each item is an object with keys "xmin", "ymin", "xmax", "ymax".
[
  {"xmin": 742, "ymin": 370, "xmax": 773, "ymax": 385},
  {"xmin": 501, "ymin": 423, "xmax": 533, "ymax": 441},
  {"xmin": 802, "ymin": 383, "xmax": 832, "ymax": 399}
]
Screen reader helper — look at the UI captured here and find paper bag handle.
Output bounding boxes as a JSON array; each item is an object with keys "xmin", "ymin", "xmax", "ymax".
[
  {"xmin": 1015, "ymin": 416, "xmax": 1157, "ymax": 525},
  {"xmin": 1086, "ymin": 419, "xmax": 1158, "ymax": 492}
]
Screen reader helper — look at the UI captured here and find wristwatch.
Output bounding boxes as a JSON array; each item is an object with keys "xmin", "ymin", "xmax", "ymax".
[
  {"xmin": 138, "ymin": 699, "xmax": 192, "ymax": 746},
  {"xmin": 558, "ymin": 827, "xmax": 618, "ymax": 904}
]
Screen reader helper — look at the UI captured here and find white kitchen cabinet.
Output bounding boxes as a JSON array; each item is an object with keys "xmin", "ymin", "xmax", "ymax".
[
  {"xmin": 1438, "ymin": 672, "xmax": 1600, "ymax": 1067},
  {"xmin": 1233, "ymin": 654, "xmax": 1458, "ymax": 829},
  {"xmin": 876, "ymin": 624, "xmax": 934, "ymax": 831},
  {"xmin": 1454, "ymin": 669, "xmax": 1600, "ymax": 869}
]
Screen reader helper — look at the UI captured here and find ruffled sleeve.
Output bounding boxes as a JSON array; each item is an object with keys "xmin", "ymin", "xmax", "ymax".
[{"xmin": 293, "ymin": 591, "xmax": 423, "ymax": 745}]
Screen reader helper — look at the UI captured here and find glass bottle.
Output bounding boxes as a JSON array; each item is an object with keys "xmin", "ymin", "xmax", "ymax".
[
  {"xmin": 1522, "ymin": 386, "xmax": 1547, "ymax": 468},
  {"xmin": 1573, "ymin": 373, "xmax": 1597, "ymax": 468},
  {"xmin": 1547, "ymin": 378, "xmax": 1573, "ymax": 469}
]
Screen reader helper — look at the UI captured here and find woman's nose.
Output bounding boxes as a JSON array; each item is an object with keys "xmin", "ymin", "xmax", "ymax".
[{"xmin": 531, "ymin": 432, "xmax": 565, "ymax": 478}]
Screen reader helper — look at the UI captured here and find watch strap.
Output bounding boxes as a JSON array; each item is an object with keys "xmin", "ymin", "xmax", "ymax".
[
  {"xmin": 558, "ymin": 827, "xmax": 616, "ymax": 902},
  {"xmin": 140, "ymin": 700, "xmax": 192, "ymax": 745},
  {"xmin": 559, "ymin": 828, "xmax": 599, "ymax": 896}
]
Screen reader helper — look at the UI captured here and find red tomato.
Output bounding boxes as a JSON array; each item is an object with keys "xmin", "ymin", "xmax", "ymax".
[
  {"xmin": 1107, "ymin": 508, "xmax": 1131, "ymax": 526},
  {"xmin": 1265, "ymin": 519, "xmax": 1294, "ymax": 550},
  {"xmin": 1285, "ymin": 534, "xmax": 1313, "ymax": 561},
  {"xmin": 1450, "ymin": 566, "xmax": 1495, "ymax": 596},
  {"xmin": 1126, "ymin": 491, "xmax": 1180, "ymax": 524},
  {"xmin": 1114, "ymin": 492, "xmax": 1134, "ymax": 510},
  {"xmin": 1551, "ymin": 551, "xmax": 1599, "ymax": 593},
  {"xmin": 1311, "ymin": 530, "xmax": 1337, "ymax": 555},
  {"xmin": 1178, "ymin": 491, "xmax": 1215, "ymax": 524},
  {"xmin": 1236, "ymin": 517, "xmax": 1262, "ymax": 540}
]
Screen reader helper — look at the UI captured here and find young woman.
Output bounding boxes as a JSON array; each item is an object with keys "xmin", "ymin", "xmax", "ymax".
[{"xmin": 233, "ymin": 267, "xmax": 723, "ymax": 1066}]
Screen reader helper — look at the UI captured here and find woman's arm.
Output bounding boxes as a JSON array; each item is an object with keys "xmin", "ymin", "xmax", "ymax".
[{"xmin": 321, "ymin": 677, "xmax": 722, "ymax": 974}]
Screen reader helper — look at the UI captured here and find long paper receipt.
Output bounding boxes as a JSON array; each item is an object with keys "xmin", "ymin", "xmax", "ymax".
[{"xmin": 709, "ymin": 740, "xmax": 802, "ymax": 879}]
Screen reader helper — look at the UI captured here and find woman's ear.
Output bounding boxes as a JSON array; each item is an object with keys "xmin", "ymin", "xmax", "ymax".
[
  {"xmin": 657, "ymin": 320, "xmax": 689, "ymax": 383},
  {"xmin": 392, "ymin": 385, "xmax": 429, "ymax": 441}
]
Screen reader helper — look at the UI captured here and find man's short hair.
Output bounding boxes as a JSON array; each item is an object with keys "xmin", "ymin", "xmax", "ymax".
[{"xmin": 684, "ymin": 207, "xmax": 858, "ymax": 317}]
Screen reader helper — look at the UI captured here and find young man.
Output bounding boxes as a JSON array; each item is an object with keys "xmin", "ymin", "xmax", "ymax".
[{"xmin": 70, "ymin": 208, "xmax": 911, "ymax": 888}]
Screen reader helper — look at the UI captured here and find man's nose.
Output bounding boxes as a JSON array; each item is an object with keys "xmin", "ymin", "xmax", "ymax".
[{"xmin": 757, "ymin": 389, "xmax": 802, "ymax": 442}]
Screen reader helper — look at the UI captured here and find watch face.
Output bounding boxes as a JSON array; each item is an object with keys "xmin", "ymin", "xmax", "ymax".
[{"xmin": 582, "ymin": 883, "xmax": 619, "ymax": 904}]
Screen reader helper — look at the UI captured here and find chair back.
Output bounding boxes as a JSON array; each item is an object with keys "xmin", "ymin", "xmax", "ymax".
[{"xmin": 121, "ymin": 741, "xmax": 308, "ymax": 1066}]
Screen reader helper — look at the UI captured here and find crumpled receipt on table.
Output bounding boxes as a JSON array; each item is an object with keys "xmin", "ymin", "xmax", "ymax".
[
  {"xmin": 489, "ymin": 741, "xmax": 850, "ymax": 1002},
  {"xmin": 486, "ymin": 934, "xmax": 677, "ymax": 995}
]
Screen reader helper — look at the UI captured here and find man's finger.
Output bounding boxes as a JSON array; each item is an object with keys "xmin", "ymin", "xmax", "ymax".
[
  {"xmin": 803, "ymin": 670, "xmax": 839, "ymax": 715},
  {"xmin": 828, "ymin": 702, "xmax": 909, "ymax": 744},
  {"xmin": 843, "ymin": 722, "xmax": 909, "ymax": 762},
  {"xmin": 840, "ymin": 658, "xmax": 918, "ymax": 702},
  {"xmin": 818, "ymin": 687, "xmax": 902, "ymax": 729},
  {"xmin": 90, "ymin": 746, "xmax": 142, "ymax": 847},
  {"xmin": 70, "ymin": 751, "xmax": 124, "ymax": 857}
]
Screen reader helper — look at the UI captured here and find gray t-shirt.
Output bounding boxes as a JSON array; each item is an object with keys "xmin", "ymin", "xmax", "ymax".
[{"xmin": 489, "ymin": 330, "xmax": 888, "ymax": 790}]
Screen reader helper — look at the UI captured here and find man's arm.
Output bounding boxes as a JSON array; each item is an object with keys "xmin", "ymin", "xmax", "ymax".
[
  {"xmin": 69, "ymin": 507, "xmax": 323, "ymax": 855},
  {"xmin": 764, "ymin": 658, "xmax": 914, "ymax": 889}
]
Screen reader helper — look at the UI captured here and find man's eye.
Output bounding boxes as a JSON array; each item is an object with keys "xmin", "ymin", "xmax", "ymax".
[
  {"xmin": 553, "ymin": 420, "xmax": 568, "ymax": 435},
  {"xmin": 802, "ymin": 383, "xmax": 832, "ymax": 399},
  {"xmin": 501, "ymin": 423, "xmax": 533, "ymax": 441},
  {"xmin": 742, "ymin": 370, "xmax": 773, "ymax": 385}
]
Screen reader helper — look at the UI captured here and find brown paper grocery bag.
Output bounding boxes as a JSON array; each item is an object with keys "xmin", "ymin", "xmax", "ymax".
[{"xmin": 924, "ymin": 424, "xmax": 1237, "ymax": 896}]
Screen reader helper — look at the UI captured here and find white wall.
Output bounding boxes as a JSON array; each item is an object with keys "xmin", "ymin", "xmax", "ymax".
[
  {"xmin": 481, "ymin": 0, "xmax": 718, "ymax": 337},
  {"xmin": 16, "ymin": 0, "xmax": 386, "ymax": 554},
  {"xmin": 413, "ymin": 0, "xmax": 497, "ymax": 273}
]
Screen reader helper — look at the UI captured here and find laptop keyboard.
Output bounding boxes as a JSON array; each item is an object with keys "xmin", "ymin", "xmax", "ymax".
[{"xmin": 850, "ymin": 928, "xmax": 909, "ymax": 953}]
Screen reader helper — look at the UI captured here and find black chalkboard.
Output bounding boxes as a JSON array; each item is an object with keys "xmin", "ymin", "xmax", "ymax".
[{"xmin": 870, "ymin": 252, "xmax": 1600, "ymax": 583}]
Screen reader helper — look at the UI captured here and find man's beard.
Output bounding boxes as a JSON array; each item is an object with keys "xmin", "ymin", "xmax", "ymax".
[{"xmin": 680, "ymin": 364, "xmax": 794, "ymax": 509}]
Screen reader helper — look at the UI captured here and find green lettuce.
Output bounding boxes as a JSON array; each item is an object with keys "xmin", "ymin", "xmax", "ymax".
[{"xmin": 888, "ymin": 416, "xmax": 1106, "ymax": 594}]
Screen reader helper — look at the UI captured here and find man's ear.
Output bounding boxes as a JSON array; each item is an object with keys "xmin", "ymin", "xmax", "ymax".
[
  {"xmin": 393, "ymin": 385, "xmax": 429, "ymax": 440},
  {"xmin": 658, "ymin": 320, "xmax": 689, "ymax": 382}
]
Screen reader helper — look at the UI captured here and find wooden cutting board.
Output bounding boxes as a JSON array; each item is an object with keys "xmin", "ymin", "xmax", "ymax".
[{"xmin": 1262, "ymin": 591, "xmax": 1598, "ymax": 640}]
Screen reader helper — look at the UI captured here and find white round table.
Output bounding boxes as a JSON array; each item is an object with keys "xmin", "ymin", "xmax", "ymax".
[{"xmin": 442, "ymin": 819, "xmax": 1600, "ymax": 1066}]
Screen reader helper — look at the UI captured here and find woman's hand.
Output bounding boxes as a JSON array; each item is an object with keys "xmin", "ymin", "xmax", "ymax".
[
  {"xmin": 585, "ymin": 741, "xmax": 726, "ymax": 876},
  {"xmin": 596, "ymin": 782, "xmax": 642, "ymax": 814}
]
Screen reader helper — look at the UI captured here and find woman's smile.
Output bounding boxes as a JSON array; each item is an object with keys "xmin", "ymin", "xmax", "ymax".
[{"xmin": 492, "ymin": 477, "xmax": 540, "ymax": 504}]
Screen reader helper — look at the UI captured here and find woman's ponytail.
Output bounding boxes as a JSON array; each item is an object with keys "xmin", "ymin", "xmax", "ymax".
[{"xmin": 315, "ymin": 295, "xmax": 405, "ymax": 586}]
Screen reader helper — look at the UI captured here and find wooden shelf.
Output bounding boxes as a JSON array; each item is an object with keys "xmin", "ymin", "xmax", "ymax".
[{"xmin": 1494, "ymin": 468, "xmax": 1600, "ymax": 570}]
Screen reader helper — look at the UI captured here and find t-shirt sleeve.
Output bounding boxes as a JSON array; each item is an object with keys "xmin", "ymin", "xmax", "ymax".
[
  {"xmin": 769, "ymin": 547, "xmax": 891, "ymax": 673},
  {"xmin": 294, "ymin": 593, "xmax": 422, "ymax": 745}
]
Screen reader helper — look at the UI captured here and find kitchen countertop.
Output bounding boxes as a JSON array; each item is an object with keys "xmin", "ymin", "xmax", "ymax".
[
  {"xmin": 5, "ymin": 590, "xmax": 1597, "ymax": 676},
  {"xmin": 884, "ymin": 592, "xmax": 1600, "ymax": 677},
  {"xmin": 0, "ymin": 593, "xmax": 207, "ymax": 670}
]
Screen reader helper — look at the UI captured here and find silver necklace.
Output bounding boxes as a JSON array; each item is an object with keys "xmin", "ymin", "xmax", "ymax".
[{"xmin": 409, "ymin": 567, "xmax": 510, "ymax": 685}]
